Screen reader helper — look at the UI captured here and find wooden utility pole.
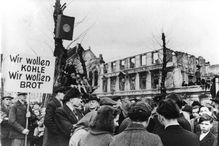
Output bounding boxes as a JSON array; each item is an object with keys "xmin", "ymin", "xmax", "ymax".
[
  {"xmin": 53, "ymin": 0, "xmax": 66, "ymax": 87},
  {"xmin": 161, "ymin": 33, "xmax": 167, "ymax": 94},
  {"xmin": 50, "ymin": 0, "xmax": 97, "ymax": 96}
]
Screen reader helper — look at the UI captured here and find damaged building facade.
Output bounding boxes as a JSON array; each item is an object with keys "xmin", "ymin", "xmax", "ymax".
[
  {"xmin": 94, "ymin": 48, "xmax": 211, "ymax": 99},
  {"xmin": 65, "ymin": 44, "xmax": 104, "ymax": 93}
]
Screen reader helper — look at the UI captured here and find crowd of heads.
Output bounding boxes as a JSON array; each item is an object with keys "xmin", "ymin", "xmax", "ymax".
[
  {"xmin": 1, "ymin": 86, "xmax": 219, "ymax": 146},
  {"xmin": 2, "ymin": 89, "xmax": 219, "ymax": 127}
]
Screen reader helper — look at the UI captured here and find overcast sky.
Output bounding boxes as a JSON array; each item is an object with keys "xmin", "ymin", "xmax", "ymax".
[{"xmin": 1, "ymin": 0, "xmax": 219, "ymax": 64}]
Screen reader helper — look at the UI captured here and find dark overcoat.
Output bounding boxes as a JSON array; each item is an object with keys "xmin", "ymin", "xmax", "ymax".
[
  {"xmin": 194, "ymin": 120, "xmax": 218, "ymax": 136},
  {"xmin": 177, "ymin": 113, "xmax": 191, "ymax": 131},
  {"xmin": 55, "ymin": 104, "xmax": 83, "ymax": 146},
  {"xmin": 1, "ymin": 103, "xmax": 11, "ymax": 139},
  {"xmin": 198, "ymin": 132, "xmax": 216, "ymax": 146},
  {"xmin": 158, "ymin": 125, "xmax": 200, "ymax": 146},
  {"xmin": 44, "ymin": 98, "xmax": 62, "ymax": 146},
  {"xmin": 1, "ymin": 103, "xmax": 12, "ymax": 146},
  {"xmin": 8, "ymin": 101, "xmax": 36, "ymax": 139}
]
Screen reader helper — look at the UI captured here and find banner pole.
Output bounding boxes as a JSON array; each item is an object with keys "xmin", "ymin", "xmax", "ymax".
[{"xmin": 25, "ymin": 93, "xmax": 30, "ymax": 146}]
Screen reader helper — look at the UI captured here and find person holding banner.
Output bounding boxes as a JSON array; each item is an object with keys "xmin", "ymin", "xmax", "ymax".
[{"xmin": 8, "ymin": 92, "xmax": 36, "ymax": 146}]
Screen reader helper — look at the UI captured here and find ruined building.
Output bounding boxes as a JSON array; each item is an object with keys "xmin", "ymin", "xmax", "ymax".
[{"xmin": 94, "ymin": 48, "xmax": 212, "ymax": 99}]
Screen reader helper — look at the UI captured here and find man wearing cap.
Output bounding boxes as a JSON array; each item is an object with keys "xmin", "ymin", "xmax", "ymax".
[
  {"xmin": 1, "ymin": 96, "xmax": 13, "ymax": 146},
  {"xmin": 99, "ymin": 97, "xmax": 117, "ymax": 107},
  {"xmin": 8, "ymin": 92, "xmax": 36, "ymax": 146},
  {"xmin": 110, "ymin": 102, "xmax": 163, "ymax": 146},
  {"xmin": 44, "ymin": 86, "xmax": 71, "ymax": 146},
  {"xmin": 55, "ymin": 87, "xmax": 83, "ymax": 146}
]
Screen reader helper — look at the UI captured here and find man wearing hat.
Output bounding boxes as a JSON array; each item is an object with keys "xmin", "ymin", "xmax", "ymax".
[
  {"xmin": 55, "ymin": 87, "xmax": 83, "ymax": 146},
  {"xmin": 157, "ymin": 99, "xmax": 199, "ymax": 146},
  {"xmin": 8, "ymin": 92, "xmax": 36, "ymax": 146},
  {"xmin": 166, "ymin": 93, "xmax": 192, "ymax": 131},
  {"xmin": 110, "ymin": 102, "xmax": 163, "ymax": 146},
  {"xmin": 1, "ymin": 96, "xmax": 13, "ymax": 146},
  {"xmin": 76, "ymin": 97, "xmax": 117, "ymax": 132},
  {"xmin": 86, "ymin": 94, "xmax": 100, "ymax": 113},
  {"xmin": 44, "ymin": 86, "xmax": 71, "ymax": 146}
]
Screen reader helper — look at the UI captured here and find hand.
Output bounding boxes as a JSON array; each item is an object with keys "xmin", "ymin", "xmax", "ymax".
[
  {"xmin": 26, "ymin": 111, "xmax": 31, "ymax": 118},
  {"xmin": 22, "ymin": 129, "xmax": 29, "ymax": 135},
  {"xmin": 38, "ymin": 132, "xmax": 44, "ymax": 137},
  {"xmin": 4, "ymin": 117, "xmax": 9, "ymax": 120}
]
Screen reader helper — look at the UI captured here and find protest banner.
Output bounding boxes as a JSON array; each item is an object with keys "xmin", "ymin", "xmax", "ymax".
[{"xmin": 2, "ymin": 54, "xmax": 55, "ymax": 94}]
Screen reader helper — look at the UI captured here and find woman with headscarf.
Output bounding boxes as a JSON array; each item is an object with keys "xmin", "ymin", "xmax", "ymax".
[{"xmin": 78, "ymin": 105, "xmax": 118, "ymax": 146}]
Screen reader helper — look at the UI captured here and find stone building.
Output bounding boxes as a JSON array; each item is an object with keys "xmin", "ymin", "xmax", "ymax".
[
  {"xmin": 94, "ymin": 48, "xmax": 212, "ymax": 99},
  {"xmin": 66, "ymin": 44, "xmax": 104, "ymax": 92}
]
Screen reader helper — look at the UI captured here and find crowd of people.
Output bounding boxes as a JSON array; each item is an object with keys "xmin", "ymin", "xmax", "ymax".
[{"xmin": 1, "ymin": 86, "xmax": 219, "ymax": 146}]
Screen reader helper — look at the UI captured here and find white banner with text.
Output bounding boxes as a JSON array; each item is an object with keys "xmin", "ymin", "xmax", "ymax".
[{"xmin": 3, "ymin": 54, "xmax": 55, "ymax": 93}]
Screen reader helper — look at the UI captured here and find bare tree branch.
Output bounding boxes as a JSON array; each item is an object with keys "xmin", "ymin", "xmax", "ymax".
[
  {"xmin": 152, "ymin": 33, "xmax": 162, "ymax": 47},
  {"xmin": 75, "ymin": 16, "xmax": 88, "ymax": 28},
  {"xmin": 67, "ymin": 23, "xmax": 96, "ymax": 49}
]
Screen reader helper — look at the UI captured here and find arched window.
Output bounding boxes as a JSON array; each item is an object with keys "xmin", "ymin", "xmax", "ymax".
[
  {"xmin": 94, "ymin": 70, "xmax": 98, "ymax": 86},
  {"xmin": 88, "ymin": 71, "xmax": 93, "ymax": 86}
]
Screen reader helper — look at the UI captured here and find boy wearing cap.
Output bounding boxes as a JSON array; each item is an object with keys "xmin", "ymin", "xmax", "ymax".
[
  {"xmin": 1, "ymin": 96, "xmax": 13, "ymax": 146},
  {"xmin": 197, "ymin": 114, "xmax": 216, "ymax": 146},
  {"xmin": 110, "ymin": 102, "xmax": 163, "ymax": 146}
]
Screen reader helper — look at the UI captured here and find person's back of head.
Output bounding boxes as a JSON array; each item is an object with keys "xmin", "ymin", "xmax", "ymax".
[
  {"xmin": 152, "ymin": 94, "xmax": 166, "ymax": 106},
  {"xmin": 128, "ymin": 102, "xmax": 152, "ymax": 122},
  {"xmin": 157, "ymin": 99, "xmax": 180, "ymax": 120},
  {"xmin": 166, "ymin": 93, "xmax": 183, "ymax": 109},
  {"xmin": 91, "ymin": 105, "xmax": 118, "ymax": 133},
  {"xmin": 99, "ymin": 97, "xmax": 117, "ymax": 106}
]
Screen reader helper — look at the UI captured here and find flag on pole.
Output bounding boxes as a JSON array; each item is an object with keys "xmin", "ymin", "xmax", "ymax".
[{"xmin": 55, "ymin": 14, "xmax": 75, "ymax": 40}]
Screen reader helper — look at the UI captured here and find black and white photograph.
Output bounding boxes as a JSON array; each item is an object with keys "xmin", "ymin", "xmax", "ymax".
[{"xmin": 1, "ymin": 0, "xmax": 219, "ymax": 146}]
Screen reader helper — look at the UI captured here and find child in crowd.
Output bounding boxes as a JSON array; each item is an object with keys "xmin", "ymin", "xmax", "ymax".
[
  {"xmin": 33, "ymin": 117, "xmax": 45, "ymax": 146},
  {"xmin": 198, "ymin": 114, "xmax": 216, "ymax": 146}
]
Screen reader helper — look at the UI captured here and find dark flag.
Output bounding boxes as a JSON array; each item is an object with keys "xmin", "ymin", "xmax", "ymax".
[{"xmin": 55, "ymin": 14, "xmax": 75, "ymax": 40}]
